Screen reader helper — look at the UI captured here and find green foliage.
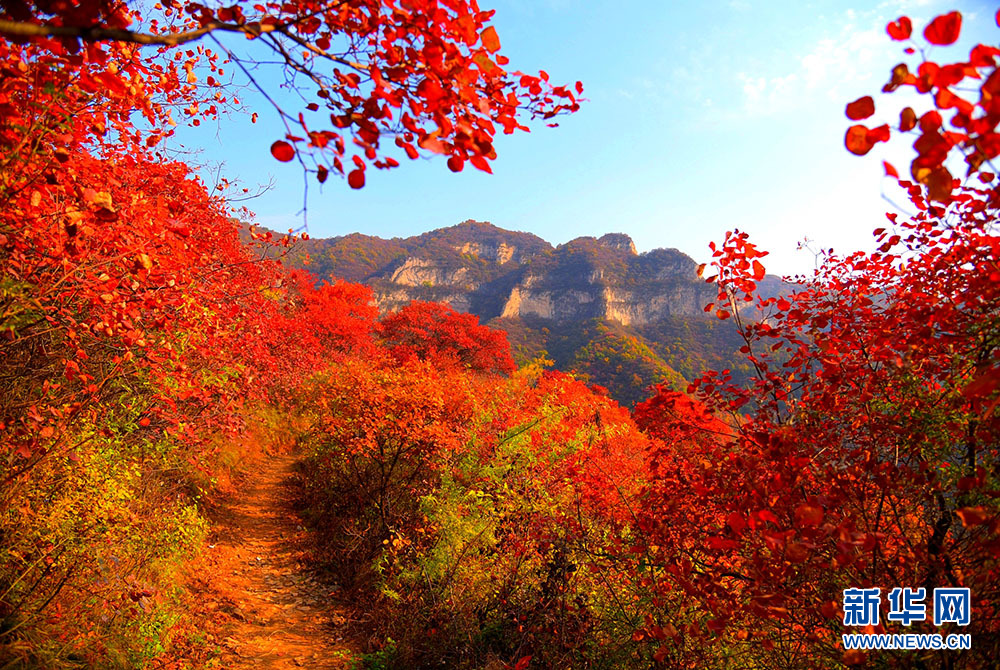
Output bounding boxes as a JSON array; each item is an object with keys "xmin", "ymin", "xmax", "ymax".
[
  {"xmin": 350, "ymin": 638, "xmax": 399, "ymax": 670},
  {"xmin": 298, "ymin": 362, "xmax": 654, "ymax": 669},
  {"xmin": 0, "ymin": 404, "xmax": 209, "ymax": 668},
  {"xmin": 567, "ymin": 324, "xmax": 685, "ymax": 406}
]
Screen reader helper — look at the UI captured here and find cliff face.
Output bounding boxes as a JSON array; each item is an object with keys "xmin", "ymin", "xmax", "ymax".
[
  {"xmin": 280, "ymin": 219, "xmax": 782, "ymax": 405},
  {"xmin": 285, "ymin": 220, "xmax": 745, "ymax": 325}
]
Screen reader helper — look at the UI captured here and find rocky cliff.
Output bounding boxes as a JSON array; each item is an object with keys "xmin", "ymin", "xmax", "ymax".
[
  {"xmin": 280, "ymin": 219, "xmax": 783, "ymax": 405},
  {"xmin": 284, "ymin": 220, "xmax": 772, "ymax": 323}
]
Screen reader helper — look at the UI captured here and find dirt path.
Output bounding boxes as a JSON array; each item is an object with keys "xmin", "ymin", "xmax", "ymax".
[{"xmin": 183, "ymin": 453, "xmax": 355, "ymax": 669}]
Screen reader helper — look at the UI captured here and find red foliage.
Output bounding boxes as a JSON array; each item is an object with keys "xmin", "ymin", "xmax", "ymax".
[
  {"xmin": 625, "ymin": 11, "xmax": 1000, "ymax": 666},
  {"xmin": 633, "ymin": 385, "xmax": 731, "ymax": 445},
  {"xmin": 1, "ymin": 0, "xmax": 577, "ymax": 657},
  {"xmin": 0, "ymin": 0, "xmax": 581, "ymax": 186},
  {"xmin": 378, "ymin": 300, "xmax": 515, "ymax": 375},
  {"xmin": 271, "ymin": 141, "xmax": 296, "ymax": 162}
]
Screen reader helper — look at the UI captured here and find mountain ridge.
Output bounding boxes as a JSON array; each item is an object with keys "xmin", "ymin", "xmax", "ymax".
[{"xmin": 278, "ymin": 219, "xmax": 779, "ymax": 405}]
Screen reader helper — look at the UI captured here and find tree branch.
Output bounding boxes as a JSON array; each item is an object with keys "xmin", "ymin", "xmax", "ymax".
[{"xmin": 0, "ymin": 18, "xmax": 275, "ymax": 47}]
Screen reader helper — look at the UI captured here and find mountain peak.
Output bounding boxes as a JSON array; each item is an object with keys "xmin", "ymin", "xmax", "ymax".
[
  {"xmin": 598, "ymin": 233, "xmax": 637, "ymax": 255},
  {"xmin": 269, "ymin": 220, "xmax": 776, "ymax": 406},
  {"xmin": 276, "ymin": 220, "xmax": 724, "ymax": 324}
]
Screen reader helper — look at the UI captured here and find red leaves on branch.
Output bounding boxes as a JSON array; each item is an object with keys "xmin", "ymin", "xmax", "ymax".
[
  {"xmin": 633, "ymin": 10, "xmax": 1000, "ymax": 666},
  {"xmin": 0, "ymin": 0, "xmax": 590, "ymax": 662},
  {"xmin": 0, "ymin": 0, "xmax": 581, "ymax": 188},
  {"xmin": 850, "ymin": 11, "xmax": 1000, "ymax": 205},
  {"xmin": 956, "ymin": 506, "xmax": 993, "ymax": 528}
]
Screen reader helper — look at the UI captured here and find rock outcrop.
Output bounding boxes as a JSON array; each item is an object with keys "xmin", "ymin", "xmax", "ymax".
[
  {"xmin": 280, "ymin": 219, "xmax": 777, "ymax": 325},
  {"xmin": 274, "ymin": 219, "xmax": 785, "ymax": 406}
]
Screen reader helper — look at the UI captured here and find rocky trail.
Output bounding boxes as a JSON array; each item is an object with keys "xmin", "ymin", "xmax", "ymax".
[{"xmin": 176, "ymin": 454, "xmax": 356, "ymax": 669}]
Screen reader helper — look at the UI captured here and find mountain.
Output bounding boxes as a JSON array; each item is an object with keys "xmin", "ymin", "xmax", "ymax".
[{"xmin": 281, "ymin": 220, "xmax": 782, "ymax": 406}]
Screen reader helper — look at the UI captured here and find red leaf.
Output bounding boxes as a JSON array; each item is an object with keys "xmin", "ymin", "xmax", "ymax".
[
  {"xmin": 418, "ymin": 135, "xmax": 450, "ymax": 155},
  {"xmin": 416, "ymin": 77, "xmax": 444, "ymax": 104},
  {"xmin": 919, "ymin": 110, "xmax": 942, "ymax": 132},
  {"xmin": 883, "ymin": 63, "xmax": 915, "ymax": 92},
  {"xmin": 923, "ymin": 165, "xmax": 953, "ymax": 202},
  {"xmin": 758, "ymin": 509, "xmax": 780, "ymax": 525},
  {"xmin": 317, "ymin": 165, "xmax": 329, "ymax": 183},
  {"xmin": 956, "ymin": 506, "xmax": 991, "ymax": 527},
  {"xmin": 348, "ymin": 169, "xmax": 365, "ymax": 189},
  {"xmin": 923, "ymin": 11, "xmax": 961, "ymax": 45},
  {"xmin": 270, "ymin": 140, "xmax": 295, "ymax": 162},
  {"xmin": 470, "ymin": 155, "xmax": 493, "ymax": 174},
  {"xmin": 867, "ymin": 124, "xmax": 890, "ymax": 144},
  {"xmin": 481, "ymin": 26, "xmax": 501, "ymax": 53},
  {"xmin": 707, "ymin": 536, "xmax": 739, "ymax": 550},
  {"xmin": 883, "ymin": 161, "xmax": 899, "ymax": 178},
  {"xmin": 794, "ymin": 504, "xmax": 824, "ymax": 527},
  {"xmin": 752, "ymin": 259, "xmax": 765, "ymax": 281},
  {"xmin": 706, "ymin": 619, "xmax": 726, "ymax": 633},
  {"xmin": 963, "ymin": 367, "xmax": 1000, "ymax": 399},
  {"xmin": 447, "ymin": 156, "xmax": 464, "ymax": 172},
  {"xmin": 899, "ymin": 107, "xmax": 917, "ymax": 131},
  {"xmin": 886, "ymin": 16, "xmax": 912, "ymax": 41},
  {"xmin": 845, "ymin": 125, "xmax": 874, "ymax": 156},
  {"xmin": 785, "ymin": 542, "xmax": 810, "ymax": 563},
  {"xmin": 845, "ymin": 96, "xmax": 875, "ymax": 120}
]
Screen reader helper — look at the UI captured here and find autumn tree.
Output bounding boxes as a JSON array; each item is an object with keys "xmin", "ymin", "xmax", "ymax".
[
  {"xmin": 0, "ymin": 0, "xmax": 581, "ymax": 662},
  {"xmin": 626, "ymin": 10, "xmax": 1000, "ymax": 668},
  {"xmin": 378, "ymin": 300, "xmax": 516, "ymax": 374}
]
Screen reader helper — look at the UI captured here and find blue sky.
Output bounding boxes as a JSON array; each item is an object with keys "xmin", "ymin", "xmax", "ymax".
[{"xmin": 167, "ymin": 0, "xmax": 998, "ymax": 276}]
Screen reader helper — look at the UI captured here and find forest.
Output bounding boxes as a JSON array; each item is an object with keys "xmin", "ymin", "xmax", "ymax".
[{"xmin": 1, "ymin": 1, "xmax": 998, "ymax": 668}]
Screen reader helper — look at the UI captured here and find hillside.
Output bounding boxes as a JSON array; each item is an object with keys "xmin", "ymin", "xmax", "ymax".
[{"xmin": 280, "ymin": 220, "xmax": 782, "ymax": 405}]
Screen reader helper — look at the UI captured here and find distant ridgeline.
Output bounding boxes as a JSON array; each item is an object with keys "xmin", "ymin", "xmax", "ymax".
[{"xmin": 272, "ymin": 220, "xmax": 784, "ymax": 406}]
